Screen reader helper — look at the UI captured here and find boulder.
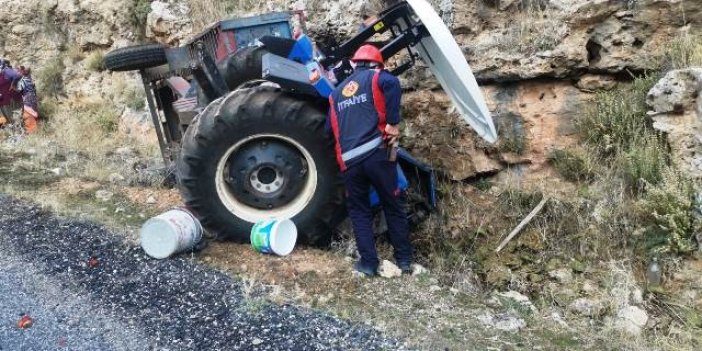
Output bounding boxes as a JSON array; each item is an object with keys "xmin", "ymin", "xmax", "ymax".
[
  {"xmin": 378, "ymin": 260, "xmax": 402, "ymax": 278},
  {"xmin": 647, "ymin": 69, "xmax": 702, "ymax": 181},
  {"xmin": 146, "ymin": 1, "xmax": 193, "ymax": 46},
  {"xmin": 568, "ymin": 297, "xmax": 604, "ymax": 317},
  {"xmin": 615, "ymin": 305, "xmax": 649, "ymax": 335}
]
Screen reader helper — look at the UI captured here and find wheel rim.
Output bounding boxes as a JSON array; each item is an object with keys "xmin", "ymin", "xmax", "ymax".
[{"xmin": 215, "ymin": 134, "xmax": 318, "ymax": 223}]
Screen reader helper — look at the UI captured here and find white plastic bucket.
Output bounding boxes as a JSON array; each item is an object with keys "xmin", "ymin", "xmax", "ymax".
[
  {"xmin": 250, "ymin": 218, "xmax": 298, "ymax": 256},
  {"xmin": 140, "ymin": 208, "xmax": 203, "ymax": 259}
]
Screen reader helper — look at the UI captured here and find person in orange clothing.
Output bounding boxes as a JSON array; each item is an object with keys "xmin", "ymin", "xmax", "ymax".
[{"xmin": 16, "ymin": 66, "xmax": 39, "ymax": 133}]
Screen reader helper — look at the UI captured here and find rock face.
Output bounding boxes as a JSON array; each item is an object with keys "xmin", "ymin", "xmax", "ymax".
[
  {"xmin": 647, "ymin": 69, "xmax": 702, "ymax": 181},
  {"xmin": 0, "ymin": 0, "xmax": 699, "ymax": 181}
]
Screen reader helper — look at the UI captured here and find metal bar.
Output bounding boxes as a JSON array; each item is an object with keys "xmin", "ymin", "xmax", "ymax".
[
  {"xmin": 141, "ymin": 72, "xmax": 170, "ymax": 164},
  {"xmin": 320, "ymin": 3, "xmax": 412, "ymax": 67}
]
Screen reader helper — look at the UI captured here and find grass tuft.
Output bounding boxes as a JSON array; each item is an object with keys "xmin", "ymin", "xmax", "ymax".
[
  {"xmin": 663, "ymin": 33, "xmax": 702, "ymax": 70},
  {"xmin": 128, "ymin": 0, "xmax": 152, "ymax": 41},
  {"xmin": 36, "ymin": 57, "xmax": 65, "ymax": 99},
  {"xmin": 548, "ymin": 149, "xmax": 596, "ymax": 182},
  {"xmin": 85, "ymin": 51, "xmax": 106, "ymax": 72}
]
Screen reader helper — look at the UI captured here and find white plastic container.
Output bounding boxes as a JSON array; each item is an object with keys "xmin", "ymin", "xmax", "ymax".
[
  {"xmin": 250, "ymin": 218, "xmax": 298, "ymax": 256},
  {"xmin": 140, "ymin": 208, "xmax": 203, "ymax": 259}
]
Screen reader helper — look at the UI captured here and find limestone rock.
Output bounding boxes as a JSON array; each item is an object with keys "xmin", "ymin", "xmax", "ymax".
[
  {"xmin": 146, "ymin": 1, "xmax": 193, "ymax": 46},
  {"xmin": 493, "ymin": 290, "xmax": 538, "ymax": 313},
  {"xmin": 615, "ymin": 305, "xmax": 649, "ymax": 335},
  {"xmin": 410, "ymin": 263, "xmax": 429, "ymax": 276},
  {"xmin": 630, "ymin": 288, "xmax": 644, "ymax": 306},
  {"xmin": 95, "ymin": 190, "xmax": 114, "ymax": 202},
  {"xmin": 146, "ymin": 196, "xmax": 157, "ymax": 205},
  {"xmin": 647, "ymin": 69, "xmax": 702, "ymax": 181},
  {"xmin": 378, "ymin": 260, "xmax": 402, "ymax": 278},
  {"xmin": 548, "ymin": 268, "xmax": 574, "ymax": 284},
  {"xmin": 569, "ymin": 297, "xmax": 604, "ymax": 317},
  {"xmin": 478, "ymin": 312, "xmax": 526, "ymax": 332},
  {"xmin": 575, "ymin": 74, "xmax": 618, "ymax": 91},
  {"xmin": 647, "ymin": 69, "xmax": 702, "ymax": 115},
  {"xmin": 109, "ymin": 173, "xmax": 126, "ymax": 184}
]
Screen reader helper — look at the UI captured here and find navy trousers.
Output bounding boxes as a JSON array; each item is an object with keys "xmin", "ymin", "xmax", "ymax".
[{"xmin": 342, "ymin": 148, "xmax": 413, "ymax": 271}]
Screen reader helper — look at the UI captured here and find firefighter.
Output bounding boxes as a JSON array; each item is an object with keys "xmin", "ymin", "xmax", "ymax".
[{"xmin": 327, "ymin": 44, "xmax": 413, "ymax": 277}]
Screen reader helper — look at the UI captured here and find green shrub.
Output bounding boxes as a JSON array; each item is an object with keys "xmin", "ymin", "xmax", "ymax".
[
  {"xmin": 38, "ymin": 98, "xmax": 58, "ymax": 119},
  {"xmin": 94, "ymin": 107, "xmax": 120, "ymax": 133},
  {"xmin": 66, "ymin": 44, "xmax": 84, "ymax": 63},
  {"xmin": 548, "ymin": 149, "xmax": 596, "ymax": 182},
  {"xmin": 85, "ymin": 51, "xmax": 105, "ymax": 72},
  {"xmin": 124, "ymin": 88, "xmax": 146, "ymax": 110},
  {"xmin": 36, "ymin": 57, "xmax": 65, "ymax": 98},
  {"xmin": 578, "ymin": 74, "xmax": 659, "ymax": 156},
  {"xmin": 128, "ymin": 0, "xmax": 152, "ymax": 41},
  {"xmin": 637, "ymin": 168, "xmax": 699, "ymax": 255},
  {"xmin": 616, "ymin": 132, "xmax": 668, "ymax": 194}
]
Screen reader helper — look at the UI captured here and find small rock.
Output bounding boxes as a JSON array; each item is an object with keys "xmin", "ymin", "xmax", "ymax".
[
  {"xmin": 449, "ymin": 287, "xmax": 459, "ymax": 294},
  {"xmin": 115, "ymin": 146, "xmax": 137, "ymax": 159},
  {"xmin": 548, "ymin": 268, "xmax": 573, "ymax": 284},
  {"xmin": 49, "ymin": 167, "xmax": 62, "ymax": 176},
  {"xmin": 478, "ymin": 312, "xmax": 525, "ymax": 332},
  {"xmin": 615, "ymin": 305, "xmax": 648, "ymax": 335},
  {"xmin": 580, "ymin": 280, "xmax": 598, "ymax": 294},
  {"xmin": 549, "ymin": 311, "xmax": 569, "ymax": 327},
  {"xmin": 575, "ymin": 74, "xmax": 618, "ymax": 91},
  {"xmin": 429, "ymin": 285, "xmax": 441, "ymax": 292},
  {"xmin": 411, "ymin": 263, "xmax": 429, "ymax": 276},
  {"xmin": 378, "ymin": 260, "xmax": 402, "ymax": 278},
  {"xmin": 252, "ymin": 337, "xmax": 263, "ymax": 345},
  {"xmin": 494, "ymin": 290, "xmax": 538, "ymax": 313},
  {"xmin": 630, "ymin": 288, "xmax": 644, "ymax": 305},
  {"xmin": 95, "ymin": 190, "xmax": 114, "ymax": 202},
  {"xmin": 569, "ymin": 297, "xmax": 603, "ymax": 317},
  {"xmin": 109, "ymin": 173, "xmax": 125, "ymax": 183},
  {"xmin": 146, "ymin": 196, "xmax": 157, "ymax": 205}
]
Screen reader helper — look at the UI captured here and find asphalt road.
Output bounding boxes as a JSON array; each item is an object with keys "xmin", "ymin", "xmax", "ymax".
[{"xmin": 0, "ymin": 195, "xmax": 407, "ymax": 351}]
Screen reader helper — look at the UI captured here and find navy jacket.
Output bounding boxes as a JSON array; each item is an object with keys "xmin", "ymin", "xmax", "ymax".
[{"xmin": 327, "ymin": 67, "xmax": 402, "ymax": 170}]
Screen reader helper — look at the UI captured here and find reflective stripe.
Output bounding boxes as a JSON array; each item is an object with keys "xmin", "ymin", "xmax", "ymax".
[{"xmin": 342, "ymin": 136, "xmax": 382, "ymax": 162}]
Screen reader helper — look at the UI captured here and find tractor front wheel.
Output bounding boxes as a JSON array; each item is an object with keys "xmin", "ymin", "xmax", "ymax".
[{"xmin": 177, "ymin": 86, "xmax": 344, "ymax": 246}]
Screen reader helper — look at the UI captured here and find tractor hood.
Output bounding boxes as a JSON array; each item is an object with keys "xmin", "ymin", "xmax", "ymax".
[{"xmin": 406, "ymin": 0, "xmax": 497, "ymax": 143}]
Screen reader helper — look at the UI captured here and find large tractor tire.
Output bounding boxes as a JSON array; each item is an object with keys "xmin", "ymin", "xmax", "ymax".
[
  {"xmin": 218, "ymin": 46, "xmax": 268, "ymax": 90},
  {"xmin": 177, "ymin": 86, "xmax": 345, "ymax": 246},
  {"xmin": 104, "ymin": 44, "xmax": 167, "ymax": 72}
]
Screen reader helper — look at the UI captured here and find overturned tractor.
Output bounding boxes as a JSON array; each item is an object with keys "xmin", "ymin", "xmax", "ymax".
[{"xmin": 105, "ymin": 0, "xmax": 496, "ymax": 246}]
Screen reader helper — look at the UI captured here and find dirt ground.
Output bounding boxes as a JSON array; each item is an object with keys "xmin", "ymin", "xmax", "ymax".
[{"xmin": 1, "ymin": 133, "xmax": 700, "ymax": 350}]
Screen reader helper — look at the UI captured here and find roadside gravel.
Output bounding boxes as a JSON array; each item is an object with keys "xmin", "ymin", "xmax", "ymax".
[{"xmin": 0, "ymin": 195, "xmax": 409, "ymax": 350}]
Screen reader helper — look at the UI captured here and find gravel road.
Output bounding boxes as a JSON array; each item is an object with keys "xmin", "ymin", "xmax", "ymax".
[{"xmin": 0, "ymin": 195, "xmax": 408, "ymax": 351}]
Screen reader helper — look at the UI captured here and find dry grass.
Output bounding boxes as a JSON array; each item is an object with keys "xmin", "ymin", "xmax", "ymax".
[
  {"xmin": 187, "ymin": 0, "xmax": 263, "ymax": 29},
  {"xmin": 85, "ymin": 51, "xmax": 106, "ymax": 72},
  {"xmin": 495, "ymin": 2, "xmax": 567, "ymax": 54},
  {"xmin": 663, "ymin": 32, "xmax": 702, "ymax": 70}
]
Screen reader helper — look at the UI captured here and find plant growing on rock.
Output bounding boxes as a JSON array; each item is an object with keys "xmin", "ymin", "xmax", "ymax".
[
  {"xmin": 636, "ymin": 168, "xmax": 700, "ymax": 255},
  {"xmin": 85, "ymin": 51, "xmax": 106, "ymax": 72},
  {"xmin": 36, "ymin": 57, "xmax": 65, "ymax": 99}
]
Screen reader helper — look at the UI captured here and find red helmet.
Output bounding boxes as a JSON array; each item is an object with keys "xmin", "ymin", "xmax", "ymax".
[{"xmin": 351, "ymin": 44, "xmax": 384, "ymax": 64}]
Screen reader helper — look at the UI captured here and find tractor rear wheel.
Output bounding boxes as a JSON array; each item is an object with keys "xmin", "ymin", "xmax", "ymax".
[
  {"xmin": 177, "ymin": 86, "xmax": 344, "ymax": 246},
  {"xmin": 104, "ymin": 44, "xmax": 167, "ymax": 72}
]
